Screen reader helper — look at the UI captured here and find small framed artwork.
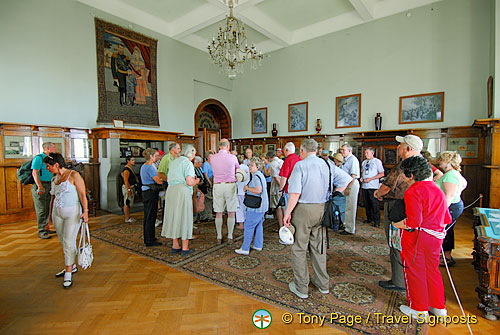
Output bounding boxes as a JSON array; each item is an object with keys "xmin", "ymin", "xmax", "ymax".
[
  {"xmin": 288, "ymin": 102, "xmax": 308, "ymax": 132},
  {"xmin": 253, "ymin": 144, "xmax": 263, "ymax": 155},
  {"xmin": 241, "ymin": 144, "xmax": 250, "ymax": 154},
  {"xmin": 113, "ymin": 119, "xmax": 125, "ymax": 128},
  {"xmin": 265, "ymin": 144, "xmax": 276, "ymax": 153},
  {"xmin": 399, "ymin": 92, "xmax": 444, "ymax": 124},
  {"xmin": 251, "ymin": 107, "xmax": 267, "ymax": 134},
  {"xmin": 336, "ymin": 93, "xmax": 361, "ymax": 128}
]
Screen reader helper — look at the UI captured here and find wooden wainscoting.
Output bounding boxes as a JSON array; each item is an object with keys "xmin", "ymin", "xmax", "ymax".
[{"xmin": 0, "ymin": 166, "xmax": 36, "ymax": 224}]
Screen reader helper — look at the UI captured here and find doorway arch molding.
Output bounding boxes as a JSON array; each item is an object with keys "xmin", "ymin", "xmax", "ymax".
[{"xmin": 194, "ymin": 99, "xmax": 232, "ymax": 140}]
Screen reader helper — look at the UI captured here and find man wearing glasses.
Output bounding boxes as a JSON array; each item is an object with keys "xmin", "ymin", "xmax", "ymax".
[{"xmin": 360, "ymin": 148, "xmax": 385, "ymax": 227}]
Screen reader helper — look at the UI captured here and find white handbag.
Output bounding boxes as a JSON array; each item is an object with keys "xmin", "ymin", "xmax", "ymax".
[{"xmin": 77, "ymin": 220, "xmax": 93, "ymax": 270}]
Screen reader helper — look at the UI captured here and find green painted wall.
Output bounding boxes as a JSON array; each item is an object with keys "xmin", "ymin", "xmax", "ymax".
[
  {"xmin": 0, "ymin": 0, "xmax": 232, "ymax": 134},
  {"xmin": 231, "ymin": 0, "xmax": 492, "ymax": 138}
]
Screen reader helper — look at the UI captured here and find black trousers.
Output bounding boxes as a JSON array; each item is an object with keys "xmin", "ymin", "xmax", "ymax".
[
  {"xmin": 362, "ymin": 188, "xmax": 380, "ymax": 224},
  {"xmin": 142, "ymin": 189, "xmax": 159, "ymax": 244}
]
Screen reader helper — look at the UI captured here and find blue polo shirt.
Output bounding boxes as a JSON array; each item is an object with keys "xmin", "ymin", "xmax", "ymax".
[
  {"xmin": 202, "ymin": 161, "xmax": 213, "ymax": 179},
  {"xmin": 31, "ymin": 153, "xmax": 52, "ymax": 182},
  {"xmin": 341, "ymin": 153, "xmax": 360, "ymax": 178},
  {"xmin": 288, "ymin": 154, "xmax": 351, "ymax": 203}
]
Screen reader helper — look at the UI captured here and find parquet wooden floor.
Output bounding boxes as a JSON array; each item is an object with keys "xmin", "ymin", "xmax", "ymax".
[{"xmin": 0, "ymin": 209, "xmax": 496, "ymax": 335}]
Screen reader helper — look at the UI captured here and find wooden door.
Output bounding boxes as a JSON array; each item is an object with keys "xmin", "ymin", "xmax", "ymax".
[{"xmin": 200, "ymin": 128, "xmax": 220, "ymax": 156}]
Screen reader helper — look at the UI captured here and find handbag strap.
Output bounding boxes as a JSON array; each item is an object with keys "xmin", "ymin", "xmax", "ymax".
[
  {"xmin": 246, "ymin": 172, "xmax": 264, "ymax": 199},
  {"xmin": 78, "ymin": 220, "xmax": 91, "ymax": 250},
  {"xmin": 321, "ymin": 158, "xmax": 333, "ymax": 200}
]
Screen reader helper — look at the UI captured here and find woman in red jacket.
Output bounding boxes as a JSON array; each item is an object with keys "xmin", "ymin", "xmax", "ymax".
[{"xmin": 393, "ymin": 156, "xmax": 452, "ymax": 320}]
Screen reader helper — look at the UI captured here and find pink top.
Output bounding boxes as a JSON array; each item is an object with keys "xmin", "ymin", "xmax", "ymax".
[{"xmin": 211, "ymin": 149, "xmax": 239, "ymax": 183}]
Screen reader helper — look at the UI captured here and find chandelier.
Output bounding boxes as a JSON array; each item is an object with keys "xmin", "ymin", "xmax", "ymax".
[{"xmin": 207, "ymin": 0, "xmax": 264, "ymax": 79}]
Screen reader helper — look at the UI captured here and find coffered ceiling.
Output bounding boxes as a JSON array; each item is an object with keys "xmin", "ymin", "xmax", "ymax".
[{"xmin": 78, "ymin": 0, "xmax": 443, "ymax": 54}]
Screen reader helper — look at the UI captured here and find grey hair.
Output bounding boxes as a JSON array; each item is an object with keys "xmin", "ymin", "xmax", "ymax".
[
  {"xmin": 181, "ymin": 145, "xmax": 196, "ymax": 159},
  {"xmin": 193, "ymin": 156, "xmax": 203, "ymax": 164},
  {"xmin": 300, "ymin": 139, "xmax": 318, "ymax": 153},
  {"xmin": 168, "ymin": 142, "xmax": 179, "ymax": 151},
  {"xmin": 284, "ymin": 142, "xmax": 295, "ymax": 154},
  {"xmin": 42, "ymin": 142, "xmax": 54, "ymax": 150},
  {"xmin": 341, "ymin": 144, "xmax": 353, "ymax": 152},
  {"xmin": 365, "ymin": 147, "xmax": 375, "ymax": 154},
  {"xmin": 250, "ymin": 157, "xmax": 264, "ymax": 170},
  {"xmin": 219, "ymin": 139, "xmax": 229, "ymax": 148}
]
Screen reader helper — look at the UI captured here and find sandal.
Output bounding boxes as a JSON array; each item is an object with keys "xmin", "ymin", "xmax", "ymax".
[
  {"xmin": 446, "ymin": 257, "xmax": 456, "ymax": 266},
  {"xmin": 63, "ymin": 278, "xmax": 73, "ymax": 289}
]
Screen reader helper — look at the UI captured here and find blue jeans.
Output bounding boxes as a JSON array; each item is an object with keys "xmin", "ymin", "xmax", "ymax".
[
  {"xmin": 241, "ymin": 211, "xmax": 265, "ymax": 251},
  {"xmin": 443, "ymin": 200, "xmax": 464, "ymax": 252},
  {"xmin": 332, "ymin": 194, "xmax": 346, "ymax": 223}
]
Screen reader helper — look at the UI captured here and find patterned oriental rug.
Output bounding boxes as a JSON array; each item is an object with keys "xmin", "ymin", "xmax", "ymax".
[{"xmin": 92, "ymin": 218, "xmax": 423, "ymax": 335}]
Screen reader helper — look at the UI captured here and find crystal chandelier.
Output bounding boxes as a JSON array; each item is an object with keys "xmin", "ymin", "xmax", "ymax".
[{"xmin": 207, "ymin": 0, "xmax": 264, "ymax": 79}]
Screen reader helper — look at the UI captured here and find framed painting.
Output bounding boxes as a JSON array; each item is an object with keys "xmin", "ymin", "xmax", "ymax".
[
  {"xmin": 95, "ymin": 18, "xmax": 159, "ymax": 126},
  {"xmin": 241, "ymin": 144, "xmax": 250, "ymax": 154},
  {"xmin": 265, "ymin": 143, "xmax": 276, "ymax": 153},
  {"xmin": 251, "ymin": 107, "xmax": 267, "ymax": 134},
  {"xmin": 288, "ymin": 102, "xmax": 308, "ymax": 132},
  {"xmin": 336, "ymin": 93, "xmax": 361, "ymax": 128},
  {"xmin": 399, "ymin": 92, "xmax": 444, "ymax": 124},
  {"xmin": 253, "ymin": 144, "xmax": 263, "ymax": 155}
]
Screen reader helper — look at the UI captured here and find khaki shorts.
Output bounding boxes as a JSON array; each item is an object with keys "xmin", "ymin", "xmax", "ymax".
[
  {"xmin": 122, "ymin": 184, "xmax": 135, "ymax": 206},
  {"xmin": 213, "ymin": 183, "xmax": 238, "ymax": 213}
]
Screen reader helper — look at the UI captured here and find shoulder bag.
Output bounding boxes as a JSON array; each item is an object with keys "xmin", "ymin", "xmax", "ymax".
[
  {"xmin": 320, "ymin": 159, "xmax": 343, "ymax": 253},
  {"xmin": 243, "ymin": 173, "xmax": 263, "ymax": 209},
  {"xmin": 77, "ymin": 220, "xmax": 93, "ymax": 270}
]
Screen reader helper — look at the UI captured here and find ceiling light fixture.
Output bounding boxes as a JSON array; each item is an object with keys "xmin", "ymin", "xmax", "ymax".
[{"xmin": 207, "ymin": 0, "xmax": 264, "ymax": 79}]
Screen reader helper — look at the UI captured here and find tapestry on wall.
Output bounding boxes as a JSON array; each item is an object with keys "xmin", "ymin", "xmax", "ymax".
[{"xmin": 95, "ymin": 18, "xmax": 159, "ymax": 126}]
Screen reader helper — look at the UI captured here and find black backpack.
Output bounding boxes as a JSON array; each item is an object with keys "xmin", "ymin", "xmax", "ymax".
[{"xmin": 17, "ymin": 154, "xmax": 43, "ymax": 185}]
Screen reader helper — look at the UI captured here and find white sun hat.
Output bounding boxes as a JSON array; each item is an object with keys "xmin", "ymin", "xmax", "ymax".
[
  {"xmin": 279, "ymin": 225, "xmax": 295, "ymax": 245},
  {"xmin": 236, "ymin": 168, "xmax": 248, "ymax": 183}
]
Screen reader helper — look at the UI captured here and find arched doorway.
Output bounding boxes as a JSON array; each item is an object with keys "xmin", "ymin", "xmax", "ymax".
[{"xmin": 194, "ymin": 99, "xmax": 232, "ymax": 157}]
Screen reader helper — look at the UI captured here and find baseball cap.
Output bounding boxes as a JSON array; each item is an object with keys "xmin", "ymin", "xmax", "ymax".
[
  {"xmin": 158, "ymin": 150, "xmax": 165, "ymax": 156},
  {"xmin": 333, "ymin": 153, "xmax": 344, "ymax": 163},
  {"xmin": 395, "ymin": 135, "xmax": 423, "ymax": 152},
  {"xmin": 321, "ymin": 150, "xmax": 329, "ymax": 156}
]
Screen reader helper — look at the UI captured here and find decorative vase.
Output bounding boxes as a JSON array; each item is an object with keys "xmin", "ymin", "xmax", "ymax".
[
  {"xmin": 375, "ymin": 113, "xmax": 382, "ymax": 131},
  {"xmin": 271, "ymin": 123, "xmax": 278, "ymax": 137},
  {"xmin": 316, "ymin": 119, "xmax": 322, "ymax": 134}
]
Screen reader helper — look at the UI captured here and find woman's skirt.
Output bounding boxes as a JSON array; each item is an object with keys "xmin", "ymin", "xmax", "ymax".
[{"xmin": 161, "ymin": 183, "xmax": 193, "ymax": 240}]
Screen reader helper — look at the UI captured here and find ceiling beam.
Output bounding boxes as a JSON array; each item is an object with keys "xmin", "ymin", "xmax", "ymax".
[
  {"xmin": 292, "ymin": 11, "xmax": 364, "ymax": 45},
  {"xmin": 77, "ymin": 0, "xmax": 171, "ymax": 36},
  {"xmin": 171, "ymin": 4, "xmax": 226, "ymax": 39},
  {"xmin": 237, "ymin": 6, "xmax": 292, "ymax": 46},
  {"xmin": 348, "ymin": 0, "xmax": 375, "ymax": 21}
]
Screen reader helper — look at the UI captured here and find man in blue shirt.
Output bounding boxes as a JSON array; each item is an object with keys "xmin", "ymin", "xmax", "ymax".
[
  {"xmin": 340, "ymin": 144, "xmax": 360, "ymax": 235},
  {"xmin": 284, "ymin": 139, "xmax": 351, "ymax": 299},
  {"xmin": 32, "ymin": 142, "xmax": 56, "ymax": 239},
  {"xmin": 202, "ymin": 151, "xmax": 214, "ymax": 189}
]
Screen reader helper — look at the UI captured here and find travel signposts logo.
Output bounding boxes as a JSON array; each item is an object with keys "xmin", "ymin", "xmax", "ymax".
[{"xmin": 252, "ymin": 309, "xmax": 272, "ymax": 329}]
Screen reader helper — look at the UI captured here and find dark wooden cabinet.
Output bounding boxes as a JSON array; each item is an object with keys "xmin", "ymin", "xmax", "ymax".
[{"xmin": 473, "ymin": 208, "xmax": 500, "ymax": 320}]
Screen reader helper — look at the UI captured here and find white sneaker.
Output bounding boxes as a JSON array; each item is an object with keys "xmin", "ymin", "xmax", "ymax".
[
  {"xmin": 234, "ymin": 248, "xmax": 249, "ymax": 255},
  {"xmin": 155, "ymin": 219, "xmax": 162, "ymax": 227},
  {"xmin": 429, "ymin": 307, "xmax": 447, "ymax": 317},
  {"xmin": 311, "ymin": 278, "xmax": 329, "ymax": 294},
  {"xmin": 289, "ymin": 282, "xmax": 308, "ymax": 299},
  {"xmin": 400, "ymin": 305, "xmax": 429, "ymax": 320},
  {"xmin": 125, "ymin": 218, "xmax": 137, "ymax": 223},
  {"xmin": 251, "ymin": 246, "xmax": 262, "ymax": 251}
]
